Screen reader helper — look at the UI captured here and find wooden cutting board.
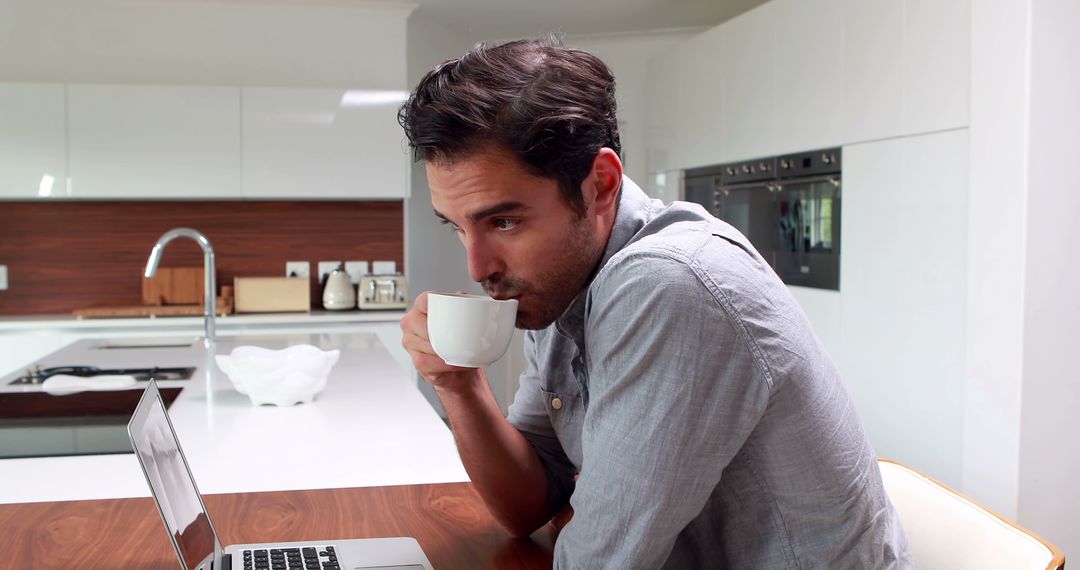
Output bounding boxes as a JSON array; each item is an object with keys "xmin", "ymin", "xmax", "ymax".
[
  {"xmin": 142, "ymin": 267, "xmax": 203, "ymax": 306},
  {"xmin": 73, "ymin": 268, "xmax": 234, "ymax": 318},
  {"xmin": 73, "ymin": 298, "xmax": 233, "ymax": 319}
]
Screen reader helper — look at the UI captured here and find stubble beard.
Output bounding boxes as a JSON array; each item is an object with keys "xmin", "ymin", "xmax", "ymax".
[{"xmin": 483, "ymin": 214, "xmax": 605, "ymax": 331}]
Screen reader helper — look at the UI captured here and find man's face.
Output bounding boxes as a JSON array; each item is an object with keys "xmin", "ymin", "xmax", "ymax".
[{"xmin": 427, "ymin": 148, "xmax": 606, "ymax": 330}]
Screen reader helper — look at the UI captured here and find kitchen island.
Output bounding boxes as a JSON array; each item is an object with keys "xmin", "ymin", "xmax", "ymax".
[{"xmin": 0, "ymin": 329, "xmax": 468, "ymax": 504}]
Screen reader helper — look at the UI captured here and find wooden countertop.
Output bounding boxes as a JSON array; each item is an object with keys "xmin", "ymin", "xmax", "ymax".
[{"xmin": 0, "ymin": 482, "xmax": 556, "ymax": 569}]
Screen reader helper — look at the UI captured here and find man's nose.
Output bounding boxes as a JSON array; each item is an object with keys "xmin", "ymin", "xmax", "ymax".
[{"xmin": 464, "ymin": 236, "xmax": 502, "ymax": 284}]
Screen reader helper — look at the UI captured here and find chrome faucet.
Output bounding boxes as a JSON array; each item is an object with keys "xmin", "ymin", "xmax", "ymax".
[{"xmin": 144, "ymin": 228, "xmax": 217, "ymax": 344}]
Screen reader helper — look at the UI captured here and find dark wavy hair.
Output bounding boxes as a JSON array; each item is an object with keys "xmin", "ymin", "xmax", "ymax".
[{"xmin": 398, "ymin": 36, "xmax": 621, "ymax": 216}]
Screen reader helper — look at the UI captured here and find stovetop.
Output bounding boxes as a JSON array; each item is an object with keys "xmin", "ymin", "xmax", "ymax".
[{"xmin": 7, "ymin": 365, "xmax": 196, "ymax": 385}]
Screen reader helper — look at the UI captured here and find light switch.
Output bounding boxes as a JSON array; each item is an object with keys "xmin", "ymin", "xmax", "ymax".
[{"xmin": 0, "ymin": 265, "xmax": 7, "ymax": 290}]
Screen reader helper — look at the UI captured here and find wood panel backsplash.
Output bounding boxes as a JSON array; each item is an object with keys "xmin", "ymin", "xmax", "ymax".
[{"xmin": 0, "ymin": 201, "xmax": 403, "ymax": 315}]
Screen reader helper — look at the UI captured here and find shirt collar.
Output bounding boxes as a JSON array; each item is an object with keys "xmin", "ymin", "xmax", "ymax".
[{"xmin": 554, "ymin": 176, "xmax": 656, "ymax": 339}]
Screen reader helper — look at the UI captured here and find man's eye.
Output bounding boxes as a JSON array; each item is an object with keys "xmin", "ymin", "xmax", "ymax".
[{"xmin": 492, "ymin": 218, "xmax": 519, "ymax": 231}]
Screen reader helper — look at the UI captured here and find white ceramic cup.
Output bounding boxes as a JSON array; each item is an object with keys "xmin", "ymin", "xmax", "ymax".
[{"xmin": 427, "ymin": 293, "xmax": 518, "ymax": 368}]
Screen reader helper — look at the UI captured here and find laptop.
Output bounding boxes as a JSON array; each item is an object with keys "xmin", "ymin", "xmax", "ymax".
[{"xmin": 128, "ymin": 380, "xmax": 435, "ymax": 570}]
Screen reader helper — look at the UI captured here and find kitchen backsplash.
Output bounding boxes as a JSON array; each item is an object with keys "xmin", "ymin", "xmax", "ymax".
[{"xmin": 0, "ymin": 200, "xmax": 403, "ymax": 315}]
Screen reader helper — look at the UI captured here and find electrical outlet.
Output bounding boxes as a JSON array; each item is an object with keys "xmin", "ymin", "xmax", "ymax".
[
  {"xmin": 372, "ymin": 260, "xmax": 396, "ymax": 275},
  {"xmin": 344, "ymin": 261, "xmax": 369, "ymax": 284},
  {"xmin": 0, "ymin": 265, "xmax": 7, "ymax": 290},
  {"xmin": 285, "ymin": 261, "xmax": 310, "ymax": 278},
  {"xmin": 317, "ymin": 261, "xmax": 342, "ymax": 284}
]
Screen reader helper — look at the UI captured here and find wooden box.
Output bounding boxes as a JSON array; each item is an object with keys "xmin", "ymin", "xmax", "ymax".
[{"xmin": 234, "ymin": 277, "xmax": 310, "ymax": 313}]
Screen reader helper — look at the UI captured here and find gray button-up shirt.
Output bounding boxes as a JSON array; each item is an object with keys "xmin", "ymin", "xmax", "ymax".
[{"xmin": 506, "ymin": 178, "xmax": 912, "ymax": 569}]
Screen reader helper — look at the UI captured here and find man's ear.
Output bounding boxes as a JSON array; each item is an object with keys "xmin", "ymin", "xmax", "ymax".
[{"xmin": 589, "ymin": 148, "xmax": 623, "ymax": 216}]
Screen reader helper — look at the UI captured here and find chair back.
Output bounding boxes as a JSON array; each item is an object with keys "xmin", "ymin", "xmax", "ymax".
[{"xmin": 878, "ymin": 458, "xmax": 1065, "ymax": 570}]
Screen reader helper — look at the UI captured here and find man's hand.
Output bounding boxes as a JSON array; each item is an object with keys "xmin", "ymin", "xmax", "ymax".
[
  {"xmin": 401, "ymin": 291, "xmax": 480, "ymax": 391},
  {"xmin": 402, "ymin": 292, "xmax": 553, "ymax": 538}
]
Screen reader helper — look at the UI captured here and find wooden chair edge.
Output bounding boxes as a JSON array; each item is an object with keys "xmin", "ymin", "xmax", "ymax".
[{"xmin": 877, "ymin": 457, "xmax": 1065, "ymax": 570}]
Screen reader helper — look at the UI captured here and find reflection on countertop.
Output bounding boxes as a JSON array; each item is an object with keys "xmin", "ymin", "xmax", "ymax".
[
  {"xmin": 0, "ymin": 329, "xmax": 466, "ymax": 505},
  {"xmin": 0, "ymin": 310, "xmax": 406, "ymax": 332}
]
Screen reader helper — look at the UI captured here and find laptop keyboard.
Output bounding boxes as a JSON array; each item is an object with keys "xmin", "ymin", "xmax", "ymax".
[{"xmin": 241, "ymin": 545, "xmax": 338, "ymax": 570}]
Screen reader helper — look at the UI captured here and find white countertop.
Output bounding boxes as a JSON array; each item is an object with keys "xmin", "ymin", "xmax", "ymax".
[
  {"xmin": 0, "ymin": 330, "xmax": 467, "ymax": 504},
  {"xmin": 0, "ymin": 310, "xmax": 405, "ymax": 332}
]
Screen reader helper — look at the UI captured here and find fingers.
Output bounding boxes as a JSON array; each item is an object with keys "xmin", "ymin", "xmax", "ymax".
[
  {"xmin": 401, "ymin": 291, "xmax": 464, "ymax": 382},
  {"xmin": 414, "ymin": 291, "xmax": 430, "ymax": 314}
]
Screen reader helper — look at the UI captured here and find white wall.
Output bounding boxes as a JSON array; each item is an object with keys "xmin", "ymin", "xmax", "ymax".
[
  {"xmin": 0, "ymin": 0, "xmax": 411, "ymax": 87},
  {"xmin": 567, "ymin": 30, "xmax": 702, "ymax": 186},
  {"xmin": 1017, "ymin": 0, "xmax": 1080, "ymax": 558}
]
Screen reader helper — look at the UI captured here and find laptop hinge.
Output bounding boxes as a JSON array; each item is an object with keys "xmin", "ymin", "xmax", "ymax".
[{"xmin": 217, "ymin": 553, "xmax": 232, "ymax": 570}]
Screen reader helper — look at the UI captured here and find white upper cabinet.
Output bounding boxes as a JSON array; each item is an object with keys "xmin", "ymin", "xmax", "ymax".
[
  {"xmin": 843, "ymin": 0, "xmax": 904, "ymax": 143},
  {"xmin": 242, "ymin": 88, "xmax": 408, "ymax": 199},
  {"xmin": 773, "ymin": 0, "xmax": 844, "ymax": 154},
  {"xmin": 646, "ymin": 27, "xmax": 727, "ymax": 173},
  {"xmin": 844, "ymin": 0, "xmax": 970, "ymax": 143},
  {"xmin": 67, "ymin": 85, "xmax": 241, "ymax": 198},
  {"xmin": 0, "ymin": 83, "xmax": 67, "ymax": 199},
  {"xmin": 902, "ymin": 0, "xmax": 970, "ymax": 135},
  {"xmin": 720, "ymin": 2, "xmax": 777, "ymax": 162}
]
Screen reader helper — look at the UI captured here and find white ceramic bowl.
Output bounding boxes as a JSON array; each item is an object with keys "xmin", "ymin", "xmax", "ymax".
[
  {"xmin": 214, "ymin": 344, "xmax": 341, "ymax": 406},
  {"xmin": 427, "ymin": 293, "xmax": 518, "ymax": 367}
]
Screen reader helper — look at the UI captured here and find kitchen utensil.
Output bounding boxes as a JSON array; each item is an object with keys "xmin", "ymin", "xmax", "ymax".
[
  {"xmin": 322, "ymin": 265, "xmax": 356, "ymax": 310},
  {"xmin": 357, "ymin": 274, "xmax": 408, "ymax": 310},
  {"xmin": 41, "ymin": 374, "xmax": 137, "ymax": 393}
]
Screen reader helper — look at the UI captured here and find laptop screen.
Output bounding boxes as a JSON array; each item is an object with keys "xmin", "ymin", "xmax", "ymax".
[{"xmin": 129, "ymin": 382, "xmax": 219, "ymax": 570}]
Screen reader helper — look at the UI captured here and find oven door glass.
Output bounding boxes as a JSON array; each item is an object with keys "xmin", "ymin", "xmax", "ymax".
[
  {"xmin": 773, "ymin": 179, "xmax": 841, "ymax": 290},
  {"xmin": 684, "ymin": 174, "xmax": 720, "ymax": 216},
  {"xmin": 717, "ymin": 184, "xmax": 776, "ymax": 252}
]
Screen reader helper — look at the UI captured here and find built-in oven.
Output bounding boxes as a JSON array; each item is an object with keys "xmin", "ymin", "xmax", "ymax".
[{"xmin": 684, "ymin": 147, "xmax": 841, "ymax": 290}]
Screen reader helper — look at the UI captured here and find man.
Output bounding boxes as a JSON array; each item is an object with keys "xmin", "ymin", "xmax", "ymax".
[{"xmin": 398, "ymin": 37, "xmax": 912, "ymax": 568}]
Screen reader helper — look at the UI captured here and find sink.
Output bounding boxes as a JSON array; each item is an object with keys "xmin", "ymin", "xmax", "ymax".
[{"xmin": 90, "ymin": 337, "xmax": 196, "ymax": 350}]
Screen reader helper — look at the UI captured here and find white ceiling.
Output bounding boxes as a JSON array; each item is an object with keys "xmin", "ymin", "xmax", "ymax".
[{"xmin": 395, "ymin": 0, "xmax": 770, "ymax": 39}]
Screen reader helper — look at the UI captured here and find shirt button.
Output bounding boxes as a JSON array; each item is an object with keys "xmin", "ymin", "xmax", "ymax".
[{"xmin": 551, "ymin": 397, "xmax": 563, "ymax": 411}]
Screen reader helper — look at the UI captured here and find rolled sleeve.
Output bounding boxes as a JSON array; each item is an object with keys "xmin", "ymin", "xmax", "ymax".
[{"xmin": 506, "ymin": 331, "xmax": 579, "ymax": 518}]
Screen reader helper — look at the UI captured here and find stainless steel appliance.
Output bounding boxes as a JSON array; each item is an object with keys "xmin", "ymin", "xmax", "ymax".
[
  {"xmin": 0, "ymin": 365, "xmax": 193, "ymax": 459},
  {"xmin": 9, "ymin": 365, "xmax": 196, "ymax": 385},
  {"xmin": 684, "ymin": 147, "xmax": 842, "ymax": 290},
  {"xmin": 358, "ymin": 274, "xmax": 408, "ymax": 310}
]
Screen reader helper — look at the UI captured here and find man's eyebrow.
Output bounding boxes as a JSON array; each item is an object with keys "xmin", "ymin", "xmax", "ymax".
[
  {"xmin": 433, "ymin": 201, "xmax": 528, "ymax": 225},
  {"xmin": 466, "ymin": 201, "xmax": 528, "ymax": 222}
]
